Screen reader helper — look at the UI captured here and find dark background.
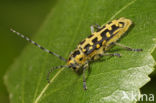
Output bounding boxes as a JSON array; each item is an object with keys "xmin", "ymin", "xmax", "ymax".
[
  {"xmin": 0, "ymin": 0, "xmax": 155, "ymax": 103},
  {"xmin": 0, "ymin": 0, "xmax": 56, "ymax": 102}
]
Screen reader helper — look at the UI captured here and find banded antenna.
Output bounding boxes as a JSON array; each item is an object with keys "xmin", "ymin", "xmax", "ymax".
[{"xmin": 10, "ymin": 28, "xmax": 67, "ymax": 62}]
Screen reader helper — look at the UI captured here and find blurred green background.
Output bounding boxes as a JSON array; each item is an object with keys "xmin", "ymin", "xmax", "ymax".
[
  {"xmin": 0, "ymin": 0, "xmax": 155, "ymax": 103},
  {"xmin": 0, "ymin": 0, "xmax": 56, "ymax": 102}
]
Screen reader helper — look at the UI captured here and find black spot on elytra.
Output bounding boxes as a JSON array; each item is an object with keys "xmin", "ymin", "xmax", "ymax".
[
  {"xmin": 100, "ymin": 29, "xmax": 109, "ymax": 40},
  {"xmin": 92, "ymin": 37, "xmax": 98, "ymax": 44},
  {"xmin": 109, "ymin": 25, "xmax": 119, "ymax": 34},
  {"xmin": 119, "ymin": 22, "xmax": 125, "ymax": 28},
  {"xmin": 72, "ymin": 50, "xmax": 80, "ymax": 57},
  {"xmin": 84, "ymin": 44, "xmax": 91, "ymax": 54},
  {"xmin": 84, "ymin": 44, "xmax": 91, "ymax": 50}
]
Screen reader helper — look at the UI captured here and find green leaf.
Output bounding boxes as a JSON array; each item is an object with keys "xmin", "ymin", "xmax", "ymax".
[{"xmin": 4, "ymin": 0, "xmax": 156, "ymax": 103}]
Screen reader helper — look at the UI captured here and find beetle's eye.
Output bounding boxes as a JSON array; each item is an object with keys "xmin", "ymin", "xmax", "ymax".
[
  {"xmin": 68, "ymin": 57, "xmax": 71, "ymax": 61},
  {"xmin": 79, "ymin": 57, "xmax": 83, "ymax": 61}
]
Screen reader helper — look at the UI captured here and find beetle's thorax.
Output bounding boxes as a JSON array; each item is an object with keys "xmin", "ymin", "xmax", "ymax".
[{"xmin": 67, "ymin": 48, "xmax": 87, "ymax": 71}]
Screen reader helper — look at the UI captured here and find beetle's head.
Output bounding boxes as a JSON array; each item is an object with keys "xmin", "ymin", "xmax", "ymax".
[{"xmin": 67, "ymin": 49, "xmax": 86, "ymax": 71}]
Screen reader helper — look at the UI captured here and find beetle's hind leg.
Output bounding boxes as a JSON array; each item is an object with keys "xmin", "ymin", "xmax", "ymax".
[
  {"xmin": 102, "ymin": 53, "xmax": 121, "ymax": 57},
  {"xmin": 90, "ymin": 24, "xmax": 101, "ymax": 33},
  {"xmin": 114, "ymin": 43, "xmax": 143, "ymax": 52}
]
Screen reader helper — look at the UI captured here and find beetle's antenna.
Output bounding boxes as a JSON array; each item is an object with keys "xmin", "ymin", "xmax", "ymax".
[
  {"xmin": 10, "ymin": 28, "xmax": 66, "ymax": 62},
  {"xmin": 47, "ymin": 65, "xmax": 69, "ymax": 83}
]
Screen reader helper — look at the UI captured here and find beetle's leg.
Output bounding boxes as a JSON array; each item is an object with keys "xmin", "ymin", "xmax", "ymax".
[
  {"xmin": 114, "ymin": 42, "xmax": 143, "ymax": 52},
  {"xmin": 92, "ymin": 52, "xmax": 121, "ymax": 61},
  {"xmin": 90, "ymin": 52, "xmax": 121, "ymax": 63},
  {"xmin": 90, "ymin": 24, "xmax": 101, "ymax": 33},
  {"xmin": 82, "ymin": 63, "xmax": 88, "ymax": 90},
  {"xmin": 103, "ymin": 53, "xmax": 121, "ymax": 57}
]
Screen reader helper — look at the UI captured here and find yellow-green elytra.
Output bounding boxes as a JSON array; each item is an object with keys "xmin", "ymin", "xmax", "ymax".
[{"xmin": 10, "ymin": 17, "xmax": 142, "ymax": 90}]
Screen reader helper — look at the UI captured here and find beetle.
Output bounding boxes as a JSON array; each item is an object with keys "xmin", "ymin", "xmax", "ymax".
[{"xmin": 10, "ymin": 17, "xmax": 142, "ymax": 90}]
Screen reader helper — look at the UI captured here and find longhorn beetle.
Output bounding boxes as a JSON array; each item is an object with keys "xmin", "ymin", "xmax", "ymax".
[{"xmin": 10, "ymin": 17, "xmax": 142, "ymax": 90}]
